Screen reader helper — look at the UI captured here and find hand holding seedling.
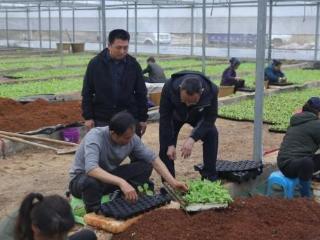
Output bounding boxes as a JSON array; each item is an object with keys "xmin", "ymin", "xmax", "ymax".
[
  {"xmin": 120, "ymin": 180, "xmax": 138, "ymax": 202},
  {"xmin": 167, "ymin": 145, "xmax": 176, "ymax": 160},
  {"xmin": 173, "ymin": 180, "xmax": 188, "ymax": 192},
  {"xmin": 181, "ymin": 137, "xmax": 195, "ymax": 159}
]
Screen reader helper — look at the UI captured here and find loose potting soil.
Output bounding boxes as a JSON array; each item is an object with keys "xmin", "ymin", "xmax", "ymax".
[
  {"xmin": 0, "ymin": 97, "xmax": 82, "ymax": 132},
  {"xmin": 113, "ymin": 196, "xmax": 320, "ymax": 240}
]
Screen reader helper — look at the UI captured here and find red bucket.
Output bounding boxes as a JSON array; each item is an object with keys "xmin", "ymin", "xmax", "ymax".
[{"xmin": 61, "ymin": 127, "xmax": 80, "ymax": 143}]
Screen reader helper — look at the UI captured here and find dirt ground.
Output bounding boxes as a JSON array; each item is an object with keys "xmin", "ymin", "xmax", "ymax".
[
  {"xmin": 114, "ymin": 196, "xmax": 320, "ymax": 240},
  {"xmin": 0, "ymin": 119, "xmax": 284, "ymax": 239}
]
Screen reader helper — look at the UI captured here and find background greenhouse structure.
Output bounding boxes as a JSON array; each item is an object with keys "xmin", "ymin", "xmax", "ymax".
[{"xmin": 0, "ymin": 0, "xmax": 320, "ymax": 163}]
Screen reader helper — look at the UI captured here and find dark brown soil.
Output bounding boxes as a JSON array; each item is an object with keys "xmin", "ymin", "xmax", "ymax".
[
  {"xmin": 113, "ymin": 196, "xmax": 320, "ymax": 240},
  {"xmin": 0, "ymin": 98, "xmax": 82, "ymax": 132}
]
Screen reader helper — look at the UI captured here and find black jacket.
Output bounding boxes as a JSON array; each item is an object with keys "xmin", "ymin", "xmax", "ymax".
[
  {"xmin": 159, "ymin": 71, "xmax": 218, "ymax": 145},
  {"xmin": 81, "ymin": 49, "xmax": 148, "ymax": 122},
  {"xmin": 277, "ymin": 111, "xmax": 320, "ymax": 169}
]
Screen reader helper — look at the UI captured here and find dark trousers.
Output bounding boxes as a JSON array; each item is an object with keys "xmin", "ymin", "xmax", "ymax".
[
  {"xmin": 69, "ymin": 229, "xmax": 97, "ymax": 240},
  {"xmin": 280, "ymin": 154, "xmax": 320, "ymax": 181},
  {"xmin": 95, "ymin": 120, "xmax": 142, "ymax": 137},
  {"xmin": 69, "ymin": 161, "xmax": 153, "ymax": 212},
  {"xmin": 159, "ymin": 121, "xmax": 218, "ymax": 178}
]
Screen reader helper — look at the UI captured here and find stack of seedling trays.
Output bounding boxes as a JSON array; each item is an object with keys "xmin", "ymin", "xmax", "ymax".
[
  {"xmin": 100, "ymin": 193, "xmax": 171, "ymax": 220},
  {"xmin": 194, "ymin": 160, "xmax": 263, "ymax": 183}
]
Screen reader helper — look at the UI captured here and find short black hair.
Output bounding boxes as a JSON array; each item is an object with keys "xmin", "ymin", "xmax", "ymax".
[
  {"xmin": 302, "ymin": 97, "xmax": 320, "ymax": 115},
  {"xmin": 108, "ymin": 29, "xmax": 130, "ymax": 45},
  {"xmin": 109, "ymin": 112, "xmax": 136, "ymax": 135},
  {"xmin": 147, "ymin": 56, "xmax": 156, "ymax": 63},
  {"xmin": 272, "ymin": 59, "xmax": 282, "ymax": 66},
  {"xmin": 229, "ymin": 57, "xmax": 240, "ymax": 67},
  {"xmin": 180, "ymin": 75, "xmax": 203, "ymax": 95}
]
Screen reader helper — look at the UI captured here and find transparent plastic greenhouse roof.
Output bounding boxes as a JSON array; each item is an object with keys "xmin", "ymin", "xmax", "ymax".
[{"xmin": 0, "ymin": 0, "xmax": 320, "ymax": 10}]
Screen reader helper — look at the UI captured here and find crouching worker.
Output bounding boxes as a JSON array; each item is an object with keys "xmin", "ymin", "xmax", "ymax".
[
  {"xmin": 264, "ymin": 59, "xmax": 287, "ymax": 83},
  {"xmin": 277, "ymin": 97, "xmax": 320, "ymax": 198},
  {"xmin": 69, "ymin": 111, "xmax": 188, "ymax": 213},
  {"xmin": 159, "ymin": 71, "xmax": 219, "ymax": 181},
  {"xmin": 0, "ymin": 192, "xmax": 97, "ymax": 240},
  {"xmin": 220, "ymin": 57, "xmax": 245, "ymax": 91}
]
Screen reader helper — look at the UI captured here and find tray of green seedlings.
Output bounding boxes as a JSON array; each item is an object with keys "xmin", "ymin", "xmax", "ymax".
[{"xmin": 164, "ymin": 179, "xmax": 232, "ymax": 212}]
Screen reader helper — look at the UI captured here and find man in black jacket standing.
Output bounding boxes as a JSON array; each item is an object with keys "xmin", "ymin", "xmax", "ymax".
[
  {"xmin": 82, "ymin": 29, "xmax": 148, "ymax": 136},
  {"xmin": 159, "ymin": 71, "xmax": 219, "ymax": 181}
]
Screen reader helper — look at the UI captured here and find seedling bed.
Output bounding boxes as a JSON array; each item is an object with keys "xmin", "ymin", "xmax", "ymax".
[{"xmin": 113, "ymin": 196, "xmax": 320, "ymax": 240}]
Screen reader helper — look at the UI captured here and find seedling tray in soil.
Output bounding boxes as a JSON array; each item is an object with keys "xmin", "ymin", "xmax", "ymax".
[
  {"xmin": 100, "ymin": 194, "xmax": 171, "ymax": 220},
  {"xmin": 268, "ymin": 82, "xmax": 293, "ymax": 86}
]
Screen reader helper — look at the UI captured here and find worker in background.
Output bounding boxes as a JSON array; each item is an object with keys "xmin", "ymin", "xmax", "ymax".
[
  {"xmin": 82, "ymin": 29, "xmax": 148, "ymax": 137},
  {"xmin": 220, "ymin": 57, "xmax": 245, "ymax": 91},
  {"xmin": 277, "ymin": 97, "xmax": 320, "ymax": 198},
  {"xmin": 264, "ymin": 59, "xmax": 287, "ymax": 83},
  {"xmin": 159, "ymin": 71, "xmax": 219, "ymax": 182},
  {"xmin": 142, "ymin": 56, "xmax": 167, "ymax": 83},
  {"xmin": 69, "ymin": 111, "xmax": 188, "ymax": 213},
  {"xmin": 0, "ymin": 192, "xmax": 97, "ymax": 240}
]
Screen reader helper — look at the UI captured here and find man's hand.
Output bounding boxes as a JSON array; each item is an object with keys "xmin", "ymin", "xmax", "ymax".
[
  {"xmin": 119, "ymin": 180, "xmax": 138, "ymax": 202},
  {"xmin": 235, "ymin": 77, "xmax": 241, "ymax": 81},
  {"xmin": 167, "ymin": 145, "xmax": 176, "ymax": 160},
  {"xmin": 85, "ymin": 119, "xmax": 95, "ymax": 130},
  {"xmin": 181, "ymin": 137, "xmax": 195, "ymax": 159},
  {"xmin": 172, "ymin": 180, "xmax": 188, "ymax": 192},
  {"xmin": 139, "ymin": 122, "xmax": 147, "ymax": 136}
]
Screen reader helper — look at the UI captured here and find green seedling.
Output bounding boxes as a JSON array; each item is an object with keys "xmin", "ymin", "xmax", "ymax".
[
  {"xmin": 183, "ymin": 179, "xmax": 233, "ymax": 204},
  {"xmin": 137, "ymin": 183, "xmax": 154, "ymax": 196}
]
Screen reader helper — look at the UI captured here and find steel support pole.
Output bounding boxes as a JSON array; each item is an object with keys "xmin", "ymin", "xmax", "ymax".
[
  {"xmin": 191, "ymin": 5, "xmax": 194, "ymax": 56},
  {"xmin": 98, "ymin": 7, "xmax": 102, "ymax": 51},
  {"xmin": 27, "ymin": 8, "xmax": 30, "ymax": 48},
  {"xmin": 72, "ymin": 7, "xmax": 75, "ymax": 42},
  {"xmin": 227, "ymin": 0, "xmax": 231, "ymax": 59},
  {"xmin": 202, "ymin": 0, "xmax": 206, "ymax": 74},
  {"xmin": 314, "ymin": 3, "xmax": 320, "ymax": 61},
  {"xmin": 157, "ymin": 5, "xmax": 160, "ymax": 56},
  {"xmin": 48, "ymin": 8, "xmax": 51, "ymax": 49},
  {"xmin": 134, "ymin": 2, "xmax": 138, "ymax": 55},
  {"xmin": 267, "ymin": 0, "xmax": 273, "ymax": 62},
  {"xmin": 101, "ymin": 0, "xmax": 107, "ymax": 49},
  {"xmin": 38, "ymin": 4, "xmax": 42, "ymax": 51},
  {"xmin": 59, "ymin": 0, "xmax": 64, "ymax": 65},
  {"xmin": 5, "ymin": 10, "xmax": 9, "ymax": 47},
  {"xmin": 126, "ymin": 1, "xmax": 129, "ymax": 31},
  {"xmin": 253, "ymin": 0, "xmax": 267, "ymax": 163}
]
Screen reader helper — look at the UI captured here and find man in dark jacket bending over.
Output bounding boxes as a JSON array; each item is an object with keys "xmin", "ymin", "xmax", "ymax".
[
  {"xmin": 82, "ymin": 29, "xmax": 148, "ymax": 136},
  {"xmin": 159, "ymin": 71, "xmax": 219, "ymax": 181}
]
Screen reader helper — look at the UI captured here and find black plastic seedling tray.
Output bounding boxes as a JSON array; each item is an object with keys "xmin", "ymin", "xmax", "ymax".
[
  {"xmin": 268, "ymin": 82, "xmax": 293, "ymax": 86},
  {"xmin": 100, "ymin": 193, "xmax": 171, "ymax": 220},
  {"xmin": 194, "ymin": 160, "xmax": 263, "ymax": 183},
  {"xmin": 237, "ymin": 87, "xmax": 256, "ymax": 92}
]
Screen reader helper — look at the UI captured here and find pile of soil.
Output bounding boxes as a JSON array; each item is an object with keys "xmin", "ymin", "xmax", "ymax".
[
  {"xmin": 114, "ymin": 196, "xmax": 320, "ymax": 240},
  {"xmin": 0, "ymin": 97, "xmax": 82, "ymax": 132}
]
